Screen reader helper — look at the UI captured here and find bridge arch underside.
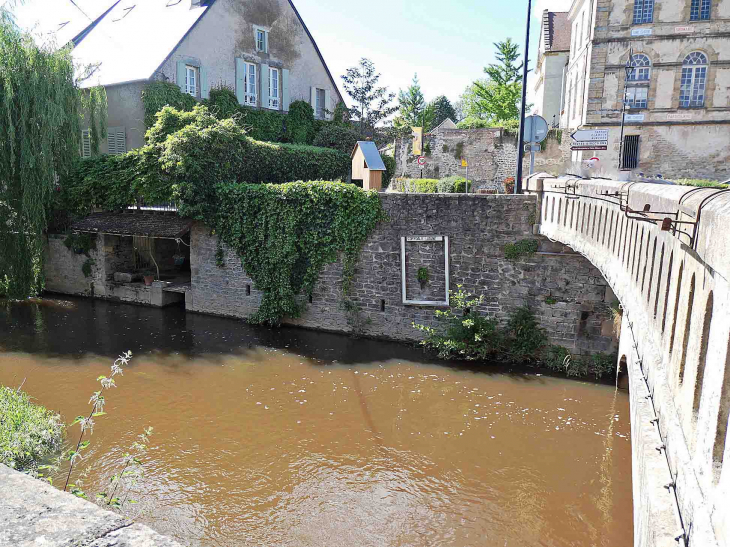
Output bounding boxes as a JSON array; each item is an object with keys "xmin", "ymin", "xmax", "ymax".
[{"xmin": 528, "ymin": 177, "xmax": 730, "ymax": 547}]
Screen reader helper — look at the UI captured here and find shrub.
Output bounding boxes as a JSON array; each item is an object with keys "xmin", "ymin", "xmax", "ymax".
[
  {"xmin": 206, "ymin": 85, "xmax": 241, "ymax": 119},
  {"xmin": 285, "ymin": 100, "xmax": 315, "ymax": 144},
  {"xmin": 382, "ymin": 155, "xmax": 396, "ymax": 189},
  {"xmin": 0, "ymin": 386, "xmax": 64, "ymax": 473},
  {"xmin": 145, "ymin": 104, "xmax": 218, "ymax": 146},
  {"xmin": 388, "ymin": 178, "xmax": 440, "ymax": 193},
  {"xmin": 141, "ymin": 81, "xmax": 196, "ymax": 128},
  {"xmin": 312, "ymin": 124, "xmax": 362, "ymax": 155},
  {"xmin": 437, "ymin": 175, "xmax": 467, "ymax": 193},
  {"xmin": 504, "ymin": 239, "xmax": 539, "ymax": 260}
]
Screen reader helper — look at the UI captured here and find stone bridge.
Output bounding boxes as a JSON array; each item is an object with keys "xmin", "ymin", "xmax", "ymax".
[{"xmin": 525, "ymin": 176, "xmax": 730, "ymax": 547}]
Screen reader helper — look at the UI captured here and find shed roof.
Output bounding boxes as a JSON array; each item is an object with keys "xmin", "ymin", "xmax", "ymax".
[
  {"xmin": 71, "ymin": 212, "xmax": 192, "ymax": 239},
  {"xmin": 352, "ymin": 141, "xmax": 386, "ymax": 171}
]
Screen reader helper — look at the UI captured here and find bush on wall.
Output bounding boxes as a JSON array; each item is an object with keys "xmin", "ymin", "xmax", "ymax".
[
  {"xmin": 312, "ymin": 124, "xmax": 362, "ymax": 155},
  {"xmin": 141, "ymin": 82, "xmax": 197, "ymax": 129},
  {"xmin": 284, "ymin": 100, "xmax": 315, "ymax": 144}
]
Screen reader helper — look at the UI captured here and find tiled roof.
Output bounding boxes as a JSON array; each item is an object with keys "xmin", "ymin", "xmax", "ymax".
[
  {"xmin": 72, "ymin": 212, "xmax": 192, "ymax": 239},
  {"xmin": 543, "ymin": 11, "xmax": 571, "ymax": 53}
]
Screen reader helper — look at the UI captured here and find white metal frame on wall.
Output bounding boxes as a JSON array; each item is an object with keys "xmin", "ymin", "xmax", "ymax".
[{"xmin": 400, "ymin": 235, "xmax": 450, "ymax": 306}]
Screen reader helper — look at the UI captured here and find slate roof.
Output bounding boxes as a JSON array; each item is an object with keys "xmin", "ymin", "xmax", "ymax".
[
  {"xmin": 542, "ymin": 11, "xmax": 571, "ymax": 53},
  {"xmin": 72, "ymin": 212, "xmax": 193, "ymax": 239},
  {"xmin": 352, "ymin": 141, "xmax": 386, "ymax": 171}
]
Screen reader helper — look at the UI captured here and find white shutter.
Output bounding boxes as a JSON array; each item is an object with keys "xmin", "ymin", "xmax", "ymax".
[
  {"xmin": 235, "ymin": 58, "xmax": 245, "ymax": 105},
  {"xmin": 310, "ymin": 86, "xmax": 316, "ymax": 108},
  {"xmin": 107, "ymin": 127, "xmax": 126, "ymax": 155},
  {"xmin": 81, "ymin": 130, "xmax": 91, "ymax": 158},
  {"xmin": 176, "ymin": 61, "xmax": 186, "ymax": 93},
  {"xmin": 282, "ymin": 68, "xmax": 290, "ymax": 111},
  {"xmin": 324, "ymin": 89, "xmax": 331, "ymax": 120},
  {"xmin": 260, "ymin": 63, "xmax": 270, "ymax": 109}
]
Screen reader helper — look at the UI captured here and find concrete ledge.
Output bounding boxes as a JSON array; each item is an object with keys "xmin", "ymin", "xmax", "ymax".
[{"xmin": 0, "ymin": 465, "xmax": 182, "ymax": 547}]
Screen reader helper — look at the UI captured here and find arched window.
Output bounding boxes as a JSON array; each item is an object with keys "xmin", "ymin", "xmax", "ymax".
[
  {"xmin": 680, "ymin": 52, "xmax": 708, "ymax": 108},
  {"xmin": 633, "ymin": 0, "xmax": 654, "ymax": 23},
  {"xmin": 626, "ymin": 54, "xmax": 651, "ymax": 109},
  {"xmin": 691, "ymin": 0, "xmax": 711, "ymax": 21}
]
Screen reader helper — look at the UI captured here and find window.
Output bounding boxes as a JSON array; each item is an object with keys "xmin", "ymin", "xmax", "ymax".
[
  {"xmin": 628, "ymin": 54, "xmax": 651, "ymax": 81},
  {"xmin": 626, "ymin": 54, "xmax": 651, "ymax": 108},
  {"xmin": 269, "ymin": 67, "xmax": 280, "ymax": 109},
  {"xmin": 680, "ymin": 52, "xmax": 708, "ymax": 108},
  {"xmin": 621, "ymin": 135, "xmax": 640, "ymax": 170},
  {"xmin": 626, "ymin": 86, "xmax": 649, "ymax": 108},
  {"xmin": 107, "ymin": 127, "xmax": 126, "ymax": 156},
  {"xmin": 690, "ymin": 0, "xmax": 711, "ymax": 20},
  {"xmin": 81, "ymin": 129, "xmax": 91, "ymax": 158},
  {"xmin": 185, "ymin": 65, "xmax": 198, "ymax": 97},
  {"xmin": 243, "ymin": 62, "xmax": 257, "ymax": 106},
  {"xmin": 633, "ymin": 0, "xmax": 654, "ymax": 23},
  {"xmin": 315, "ymin": 88, "xmax": 325, "ymax": 119},
  {"xmin": 255, "ymin": 27, "xmax": 268, "ymax": 53}
]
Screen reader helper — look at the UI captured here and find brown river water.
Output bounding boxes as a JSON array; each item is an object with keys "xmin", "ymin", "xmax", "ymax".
[{"xmin": 0, "ymin": 297, "xmax": 632, "ymax": 546}]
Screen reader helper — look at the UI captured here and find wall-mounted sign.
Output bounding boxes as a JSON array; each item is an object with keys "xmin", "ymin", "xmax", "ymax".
[
  {"xmin": 571, "ymin": 129, "xmax": 609, "ymax": 142},
  {"xmin": 625, "ymin": 113, "xmax": 645, "ymax": 122},
  {"xmin": 675, "ymin": 26, "xmax": 694, "ymax": 33},
  {"xmin": 667, "ymin": 113, "xmax": 693, "ymax": 120},
  {"xmin": 631, "ymin": 28, "xmax": 653, "ymax": 36},
  {"xmin": 407, "ymin": 235, "xmax": 443, "ymax": 243},
  {"xmin": 571, "ymin": 141, "xmax": 608, "ymax": 151}
]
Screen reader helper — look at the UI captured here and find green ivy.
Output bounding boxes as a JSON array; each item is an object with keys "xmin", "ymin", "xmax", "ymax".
[
  {"xmin": 454, "ymin": 141, "xmax": 464, "ymax": 160},
  {"xmin": 285, "ymin": 100, "xmax": 315, "ymax": 144},
  {"xmin": 212, "ymin": 181, "xmax": 387, "ymax": 325},
  {"xmin": 504, "ymin": 239, "xmax": 539, "ymax": 260},
  {"xmin": 545, "ymin": 296, "xmax": 557, "ymax": 305},
  {"xmin": 63, "ymin": 233, "xmax": 95, "ymax": 255},
  {"xmin": 141, "ymin": 81, "xmax": 196, "ymax": 129},
  {"xmin": 81, "ymin": 258, "xmax": 95, "ymax": 278},
  {"xmin": 417, "ymin": 267, "xmax": 429, "ymax": 284}
]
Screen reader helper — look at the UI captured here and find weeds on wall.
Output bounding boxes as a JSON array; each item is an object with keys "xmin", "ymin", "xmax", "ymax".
[
  {"xmin": 413, "ymin": 286, "xmax": 617, "ymax": 379},
  {"xmin": 504, "ymin": 239, "xmax": 539, "ymax": 260},
  {"xmin": 212, "ymin": 181, "xmax": 387, "ymax": 326}
]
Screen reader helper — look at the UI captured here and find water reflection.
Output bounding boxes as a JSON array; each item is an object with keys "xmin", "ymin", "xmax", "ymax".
[{"xmin": 0, "ymin": 297, "xmax": 633, "ymax": 546}]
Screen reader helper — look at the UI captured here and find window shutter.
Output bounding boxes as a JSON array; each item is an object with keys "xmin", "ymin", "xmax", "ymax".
[
  {"xmin": 310, "ymin": 86, "xmax": 316, "ymax": 108},
  {"xmin": 200, "ymin": 66, "xmax": 209, "ymax": 99},
  {"xmin": 235, "ymin": 58, "xmax": 245, "ymax": 105},
  {"xmin": 176, "ymin": 61, "xmax": 186, "ymax": 93},
  {"xmin": 282, "ymin": 69, "xmax": 290, "ymax": 111},
  {"xmin": 260, "ymin": 63, "xmax": 270, "ymax": 109},
  {"xmin": 108, "ymin": 131, "xmax": 117, "ymax": 155},
  {"xmin": 324, "ymin": 89, "xmax": 331, "ymax": 120},
  {"xmin": 107, "ymin": 127, "xmax": 126, "ymax": 155},
  {"xmin": 81, "ymin": 129, "xmax": 91, "ymax": 158}
]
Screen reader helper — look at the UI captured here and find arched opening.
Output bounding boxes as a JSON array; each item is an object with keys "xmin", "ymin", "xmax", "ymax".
[
  {"xmin": 653, "ymin": 244, "xmax": 665, "ymax": 314},
  {"xmin": 661, "ymin": 253, "xmax": 674, "ymax": 333},
  {"xmin": 668, "ymin": 261, "xmax": 683, "ymax": 344},
  {"xmin": 692, "ymin": 292, "xmax": 713, "ymax": 414},
  {"xmin": 713, "ymin": 335, "xmax": 730, "ymax": 484},
  {"xmin": 617, "ymin": 355, "xmax": 629, "ymax": 391},
  {"xmin": 646, "ymin": 237, "xmax": 657, "ymax": 302},
  {"xmin": 677, "ymin": 273, "xmax": 696, "ymax": 384}
]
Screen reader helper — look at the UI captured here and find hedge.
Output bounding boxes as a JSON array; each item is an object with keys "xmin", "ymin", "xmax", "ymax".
[{"xmin": 312, "ymin": 124, "xmax": 362, "ymax": 155}]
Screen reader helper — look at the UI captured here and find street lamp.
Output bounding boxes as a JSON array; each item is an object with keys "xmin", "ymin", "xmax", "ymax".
[
  {"xmin": 617, "ymin": 47, "xmax": 635, "ymax": 171},
  {"xmin": 514, "ymin": 0, "xmax": 532, "ymax": 194}
]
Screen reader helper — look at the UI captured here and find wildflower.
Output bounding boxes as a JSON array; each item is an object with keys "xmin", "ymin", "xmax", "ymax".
[
  {"xmin": 110, "ymin": 363, "xmax": 124, "ymax": 377},
  {"xmin": 89, "ymin": 392, "xmax": 105, "ymax": 412},
  {"xmin": 100, "ymin": 377, "xmax": 116, "ymax": 389},
  {"xmin": 79, "ymin": 417, "xmax": 95, "ymax": 434}
]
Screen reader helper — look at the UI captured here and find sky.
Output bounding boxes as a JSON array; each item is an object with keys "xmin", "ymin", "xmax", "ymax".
[{"xmin": 10, "ymin": 0, "xmax": 573, "ymax": 109}]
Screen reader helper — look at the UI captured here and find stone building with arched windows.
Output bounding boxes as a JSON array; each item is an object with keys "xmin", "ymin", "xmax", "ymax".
[{"xmin": 559, "ymin": 0, "xmax": 730, "ymax": 180}]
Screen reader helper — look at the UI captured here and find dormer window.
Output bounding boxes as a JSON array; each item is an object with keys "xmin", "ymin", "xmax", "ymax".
[{"xmin": 255, "ymin": 27, "xmax": 268, "ymax": 53}]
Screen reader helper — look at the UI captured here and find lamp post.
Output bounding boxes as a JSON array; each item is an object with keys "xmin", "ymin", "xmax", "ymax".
[
  {"xmin": 617, "ymin": 47, "xmax": 635, "ymax": 171},
  {"xmin": 515, "ymin": 0, "xmax": 532, "ymax": 194}
]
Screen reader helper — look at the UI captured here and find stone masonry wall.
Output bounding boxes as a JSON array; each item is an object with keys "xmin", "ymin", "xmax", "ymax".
[
  {"xmin": 188, "ymin": 194, "xmax": 615, "ymax": 353},
  {"xmin": 394, "ymin": 127, "xmax": 572, "ymax": 191}
]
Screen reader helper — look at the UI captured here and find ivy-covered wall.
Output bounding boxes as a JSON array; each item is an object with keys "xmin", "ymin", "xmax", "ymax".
[{"xmin": 187, "ymin": 193, "xmax": 616, "ymax": 354}]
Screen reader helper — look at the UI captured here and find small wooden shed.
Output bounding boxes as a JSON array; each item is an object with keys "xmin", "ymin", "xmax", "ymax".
[{"xmin": 351, "ymin": 141, "xmax": 387, "ymax": 191}]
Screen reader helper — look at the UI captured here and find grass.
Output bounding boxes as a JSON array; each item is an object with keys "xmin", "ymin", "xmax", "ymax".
[
  {"xmin": 0, "ymin": 386, "xmax": 64, "ymax": 473},
  {"xmin": 673, "ymin": 178, "xmax": 728, "ymax": 189}
]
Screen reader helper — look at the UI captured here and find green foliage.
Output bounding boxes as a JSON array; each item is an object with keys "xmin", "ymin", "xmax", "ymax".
[
  {"xmin": 504, "ymin": 239, "xmax": 539, "ymax": 260},
  {"xmin": 81, "ymin": 258, "xmax": 95, "ymax": 278},
  {"xmin": 342, "ymin": 299, "xmax": 372, "ymax": 337},
  {"xmin": 431, "ymin": 95, "xmax": 457, "ymax": 129},
  {"xmin": 312, "ymin": 124, "xmax": 362, "ymax": 155},
  {"xmin": 545, "ymin": 296, "xmax": 557, "ymax": 305},
  {"xmin": 543, "ymin": 346, "xmax": 617, "ymax": 379},
  {"xmin": 63, "ymin": 233, "xmax": 95, "ymax": 255},
  {"xmin": 83, "ymin": 86, "xmax": 109, "ymax": 157},
  {"xmin": 212, "ymin": 181, "xmax": 387, "ymax": 325},
  {"xmin": 215, "ymin": 242, "xmax": 225, "ymax": 268},
  {"xmin": 0, "ymin": 386, "xmax": 64, "ymax": 473},
  {"xmin": 145, "ymin": 104, "xmax": 218, "ymax": 146},
  {"xmin": 382, "ymin": 155, "xmax": 396, "ymax": 189},
  {"xmin": 502, "ymin": 305, "xmax": 547, "ymax": 361},
  {"xmin": 454, "ymin": 141, "xmax": 464, "ymax": 160},
  {"xmin": 206, "ymin": 85, "xmax": 240, "ymax": 119},
  {"xmin": 285, "ymin": 100, "xmax": 315, "ymax": 144},
  {"xmin": 437, "ymin": 176, "xmax": 467, "ymax": 193},
  {"xmin": 341, "ymin": 58, "xmax": 398, "ymax": 135},
  {"xmin": 394, "ymin": 73, "xmax": 435, "ymax": 132},
  {"xmin": 673, "ymin": 178, "xmax": 729, "ymax": 188},
  {"xmin": 141, "ymin": 81, "xmax": 196, "ymax": 128},
  {"xmin": 424, "ymin": 142, "xmax": 432, "ymax": 156},
  {"xmin": 473, "ymin": 38, "xmax": 524, "ymax": 124},
  {"xmin": 0, "ymin": 20, "xmax": 83, "ymax": 298},
  {"xmin": 390, "ymin": 178, "xmax": 465, "ymax": 193},
  {"xmin": 417, "ymin": 267, "xmax": 430, "ymax": 285},
  {"xmin": 331, "ymin": 101, "xmax": 351, "ymax": 125}
]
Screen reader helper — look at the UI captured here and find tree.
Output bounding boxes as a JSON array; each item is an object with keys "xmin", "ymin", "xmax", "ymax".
[
  {"xmin": 395, "ymin": 74, "xmax": 427, "ymax": 127},
  {"xmin": 0, "ymin": 17, "xmax": 104, "ymax": 297},
  {"xmin": 340, "ymin": 58, "xmax": 397, "ymax": 135},
  {"xmin": 472, "ymin": 39, "xmax": 524, "ymax": 124},
  {"xmin": 430, "ymin": 95, "xmax": 457, "ymax": 128}
]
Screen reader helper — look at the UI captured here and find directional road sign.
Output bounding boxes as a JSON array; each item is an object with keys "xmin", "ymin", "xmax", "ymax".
[
  {"xmin": 571, "ymin": 142, "xmax": 608, "ymax": 151},
  {"xmin": 571, "ymin": 129, "xmax": 609, "ymax": 142},
  {"xmin": 523, "ymin": 115, "xmax": 549, "ymax": 143}
]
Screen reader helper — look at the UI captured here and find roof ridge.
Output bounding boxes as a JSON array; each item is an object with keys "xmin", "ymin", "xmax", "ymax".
[{"xmin": 71, "ymin": 0, "xmax": 121, "ymax": 47}]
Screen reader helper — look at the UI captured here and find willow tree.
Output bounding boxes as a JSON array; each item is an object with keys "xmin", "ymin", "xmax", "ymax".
[{"xmin": 0, "ymin": 20, "xmax": 84, "ymax": 297}]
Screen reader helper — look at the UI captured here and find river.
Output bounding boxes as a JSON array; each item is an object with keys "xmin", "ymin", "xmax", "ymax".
[{"xmin": 0, "ymin": 296, "xmax": 632, "ymax": 546}]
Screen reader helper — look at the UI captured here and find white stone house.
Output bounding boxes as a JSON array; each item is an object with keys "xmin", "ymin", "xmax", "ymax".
[
  {"xmin": 533, "ymin": 10, "xmax": 571, "ymax": 129},
  {"xmin": 64, "ymin": 0, "xmax": 344, "ymax": 153},
  {"xmin": 560, "ymin": 0, "xmax": 730, "ymax": 180}
]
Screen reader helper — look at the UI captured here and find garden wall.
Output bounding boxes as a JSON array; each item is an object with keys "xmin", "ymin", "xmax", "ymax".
[
  {"xmin": 188, "ymin": 193, "xmax": 616, "ymax": 353},
  {"xmin": 394, "ymin": 127, "xmax": 571, "ymax": 191}
]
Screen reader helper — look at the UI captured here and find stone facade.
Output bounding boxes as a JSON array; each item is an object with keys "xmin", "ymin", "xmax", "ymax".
[
  {"xmin": 394, "ymin": 127, "xmax": 572, "ymax": 191},
  {"xmin": 528, "ymin": 176, "xmax": 730, "ymax": 547},
  {"xmin": 560, "ymin": 0, "xmax": 730, "ymax": 179},
  {"xmin": 187, "ymin": 194, "xmax": 615, "ymax": 353}
]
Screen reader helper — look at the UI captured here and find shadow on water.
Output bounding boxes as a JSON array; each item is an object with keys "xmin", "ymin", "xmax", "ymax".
[{"xmin": 1, "ymin": 295, "xmax": 568, "ymax": 384}]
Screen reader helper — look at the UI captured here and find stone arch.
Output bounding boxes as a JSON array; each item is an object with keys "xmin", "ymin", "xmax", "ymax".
[
  {"xmin": 678, "ymin": 273, "xmax": 696, "ymax": 384},
  {"xmin": 653, "ymin": 243, "xmax": 665, "ymax": 316},
  {"xmin": 662, "ymin": 252, "xmax": 675, "ymax": 333},
  {"xmin": 713, "ymin": 334, "xmax": 730, "ymax": 483},
  {"xmin": 692, "ymin": 291, "xmax": 713, "ymax": 414},
  {"xmin": 617, "ymin": 355, "xmax": 629, "ymax": 391}
]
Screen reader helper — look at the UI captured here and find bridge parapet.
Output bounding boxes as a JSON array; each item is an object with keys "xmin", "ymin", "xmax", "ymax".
[{"xmin": 525, "ymin": 176, "xmax": 730, "ymax": 547}]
